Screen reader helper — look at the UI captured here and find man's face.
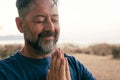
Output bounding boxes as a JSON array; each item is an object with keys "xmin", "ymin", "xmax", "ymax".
[{"xmin": 22, "ymin": 0, "xmax": 60, "ymax": 54}]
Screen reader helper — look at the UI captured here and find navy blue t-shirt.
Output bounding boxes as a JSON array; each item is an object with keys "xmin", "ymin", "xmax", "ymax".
[{"xmin": 0, "ymin": 51, "xmax": 96, "ymax": 80}]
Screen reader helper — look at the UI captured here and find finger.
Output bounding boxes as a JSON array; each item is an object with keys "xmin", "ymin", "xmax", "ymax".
[
  {"xmin": 50, "ymin": 49, "xmax": 57, "ymax": 70},
  {"xmin": 55, "ymin": 50, "xmax": 62, "ymax": 71},
  {"xmin": 50, "ymin": 49, "xmax": 58, "ymax": 79},
  {"xmin": 61, "ymin": 50, "xmax": 64, "ymax": 58},
  {"xmin": 54, "ymin": 58, "xmax": 61, "ymax": 80},
  {"xmin": 65, "ymin": 58, "xmax": 71, "ymax": 80},
  {"xmin": 55, "ymin": 48, "xmax": 64, "ymax": 72},
  {"xmin": 58, "ymin": 48, "xmax": 64, "ymax": 58},
  {"xmin": 46, "ymin": 70, "xmax": 50, "ymax": 80},
  {"xmin": 59, "ymin": 58, "xmax": 66, "ymax": 79},
  {"xmin": 54, "ymin": 49, "xmax": 61, "ymax": 77}
]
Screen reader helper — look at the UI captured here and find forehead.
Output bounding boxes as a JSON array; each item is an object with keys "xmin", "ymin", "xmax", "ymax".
[{"xmin": 29, "ymin": 0, "xmax": 58, "ymax": 14}]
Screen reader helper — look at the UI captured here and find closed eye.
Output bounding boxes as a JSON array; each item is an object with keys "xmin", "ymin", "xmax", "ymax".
[
  {"xmin": 34, "ymin": 16, "xmax": 46, "ymax": 23},
  {"xmin": 51, "ymin": 16, "xmax": 59, "ymax": 23}
]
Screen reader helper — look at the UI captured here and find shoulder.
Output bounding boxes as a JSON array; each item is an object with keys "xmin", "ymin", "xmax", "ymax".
[
  {"xmin": 0, "ymin": 58, "xmax": 15, "ymax": 79},
  {"xmin": 64, "ymin": 53, "xmax": 75, "ymax": 61},
  {"xmin": 64, "ymin": 53, "xmax": 85, "ymax": 70},
  {"xmin": 0, "ymin": 51, "xmax": 18, "ymax": 77},
  {"xmin": 0, "ymin": 59, "xmax": 9, "ymax": 79},
  {"xmin": 0, "ymin": 58, "xmax": 12, "ymax": 70},
  {"xmin": 64, "ymin": 53, "xmax": 96, "ymax": 80},
  {"xmin": 64, "ymin": 53, "xmax": 82, "ymax": 66},
  {"xmin": 0, "ymin": 51, "xmax": 18, "ymax": 68}
]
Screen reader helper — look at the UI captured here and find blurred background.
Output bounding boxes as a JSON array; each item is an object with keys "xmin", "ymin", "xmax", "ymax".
[
  {"xmin": 0, "ymin": 0, "xmax": 120, "ymax": 80},
  {"xmin": 0, "ymin": 0, "xmax": 120, "ymax": 46}
]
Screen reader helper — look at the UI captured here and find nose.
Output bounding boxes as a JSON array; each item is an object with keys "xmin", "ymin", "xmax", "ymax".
[{"xmin": 44, "ymin": 18, "xmax": 55, "ymax": 32}]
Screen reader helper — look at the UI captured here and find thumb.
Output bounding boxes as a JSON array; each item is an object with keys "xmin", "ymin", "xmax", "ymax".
[
  {"xmin": 46, "ymin": 70, "xmax": 50, "ymax": 80},
  {"xmin": 66, "ymin": 58, "xmax": 71, "ymax": 80}
]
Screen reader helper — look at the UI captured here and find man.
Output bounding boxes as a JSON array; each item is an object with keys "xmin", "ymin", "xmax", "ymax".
[{"xmin": 0, "ymin": 0, "xmax": 96, "ymax": 80}]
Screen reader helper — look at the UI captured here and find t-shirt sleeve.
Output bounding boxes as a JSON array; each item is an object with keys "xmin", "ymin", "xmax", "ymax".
[
  {"xmin": 65, "ymin": 54, "xmax": 96, "ymax": 80},
  {"xmin": 76, "ymin": 60, "xmax": 96, "ymax": 80}
]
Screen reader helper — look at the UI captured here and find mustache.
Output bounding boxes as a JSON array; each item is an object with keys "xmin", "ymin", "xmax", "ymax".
[{"xmin": 38, "ymin": 31, "xmax": 56, "ymax": 38}]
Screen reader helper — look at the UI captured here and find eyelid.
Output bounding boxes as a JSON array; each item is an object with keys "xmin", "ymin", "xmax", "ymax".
[
  {"xmin": 51, "ymin": 18, "xmax": 58, "ymax": 22},
  {"xmin": 34, "ymin": 17, "xmax": 46, "ymax": 23},
  {"xmin": 33, "ymin": 15, "xmax": 59, "ymax": 23},
  {"xmin": 51, "ymin": 16, "xmax": 59, "ymax": 22}
]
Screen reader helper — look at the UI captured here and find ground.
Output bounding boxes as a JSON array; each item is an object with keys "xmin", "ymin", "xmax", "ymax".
[{"xmin": 69, "ymin": 53, "xmax": 120, "ymax": 80}]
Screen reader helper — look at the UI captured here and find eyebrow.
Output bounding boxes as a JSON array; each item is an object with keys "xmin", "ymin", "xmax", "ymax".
[
  {"xmin": 34, "ymin": 14, "xmax": 58, "ymax": 18},
  {"xmin": 52, "ymin": 14, "xmax": 58, "ymax": 17},
  {"xmin": 34, "ymin": 15, "xmax": 46, "ymax": 18}
]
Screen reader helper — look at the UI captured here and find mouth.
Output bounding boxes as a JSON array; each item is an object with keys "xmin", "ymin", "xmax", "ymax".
[
  {"xmin": 38, "ymin": 32, "xmax": 56, "ymax": 41},
  {"xmin": 41, "ymin": 36, "xmax": 54, "ymax": 41}
]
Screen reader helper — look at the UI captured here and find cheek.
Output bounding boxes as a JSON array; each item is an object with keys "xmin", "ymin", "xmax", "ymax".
[
  {"xmin": 55, "ymin": 25, "xmax": 60, "ymax": 37},
  {"xmin": 29, "ymin": 25, "xmax": 44, "ymax": 37}
]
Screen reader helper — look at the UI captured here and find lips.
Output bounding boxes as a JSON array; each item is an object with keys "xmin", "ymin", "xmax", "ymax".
[
  {"xmin": 38, "ymin": 31, "xmax": 56, "ymax": 41},
  {"xmin": 42, "ymin": 36, "xmax": 54, "ymax": 41}
]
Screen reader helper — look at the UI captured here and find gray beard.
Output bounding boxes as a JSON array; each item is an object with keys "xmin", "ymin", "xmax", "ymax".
[
  {"xmin": 38, "ymin": 38, "xmax": 56, "ymax": 54},
  {"xmin": 23, "ymin": 26, "xmax": 58, "ymax": 55},
  {"xmin": 26, "ymin": 37, "xmax": 57, "ymax": 55}
]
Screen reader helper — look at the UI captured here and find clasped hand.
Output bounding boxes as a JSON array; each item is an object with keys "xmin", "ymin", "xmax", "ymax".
[{"xmin": 46, "ymin": 48, "xmax": 71, "ymax": 80}]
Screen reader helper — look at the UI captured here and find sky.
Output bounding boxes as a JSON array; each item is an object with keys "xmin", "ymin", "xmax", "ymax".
[{"xmin": 0, "ymin": 0, "xmax": 120, "ymax": 45}]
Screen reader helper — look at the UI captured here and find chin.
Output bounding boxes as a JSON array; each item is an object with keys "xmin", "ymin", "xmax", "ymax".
[{"xmin": 36, "ymin": 40, "xmax": 56, "ymax": 55}]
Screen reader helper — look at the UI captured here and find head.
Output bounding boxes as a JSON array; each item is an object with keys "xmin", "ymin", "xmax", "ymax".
[{"xmin": 15, "ymin": 0, "xmax": 60, "ymax": 55}]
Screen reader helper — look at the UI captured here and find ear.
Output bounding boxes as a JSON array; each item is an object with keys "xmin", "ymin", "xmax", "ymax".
[{"xmin": 15, "ymin": 17, "xmax": 24, "ymax": 33}]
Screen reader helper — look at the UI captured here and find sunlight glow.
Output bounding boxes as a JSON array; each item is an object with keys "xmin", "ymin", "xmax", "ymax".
[{"xmin": 0, "ymin": 0, "xmax": 120, "ymax": 44}]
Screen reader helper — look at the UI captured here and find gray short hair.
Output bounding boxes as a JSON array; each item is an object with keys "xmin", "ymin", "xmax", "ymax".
[{"xmin": 16, "ymin": 0, "xmax": 58, "ymax": 18}]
